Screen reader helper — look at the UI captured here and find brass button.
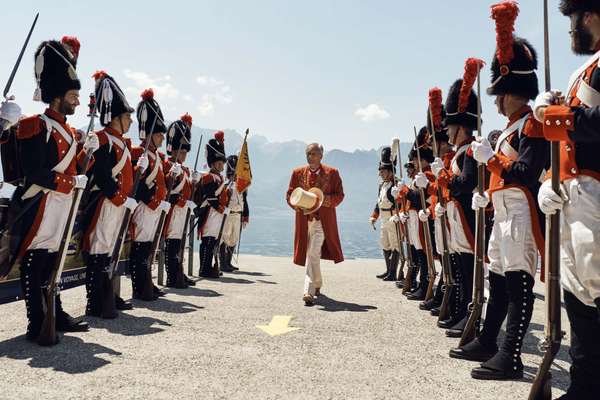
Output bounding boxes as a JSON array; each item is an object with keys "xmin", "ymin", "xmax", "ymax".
[
  {"xmin": 565, "ymin": 120, "xmax": 571, "ymax": 126},
  {"xmin": 545, "ymin": 120, "xmax": 551, "ymax": 126},
  {"xmin": 570, "ymin": 168, "xmax": 577, "ymax": 174},
  {"xmin": 565, "ymin": 145, "xmax": 572, "ymax": 152},
  {"xmin": 555, "ymin": 120, "xmax": 561, "ymax": 126}
]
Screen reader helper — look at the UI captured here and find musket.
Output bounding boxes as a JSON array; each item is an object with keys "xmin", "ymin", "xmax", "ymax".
[
  {"xmin": 213, "ymin": 129, "xmax": 249, "ymax": 271},
  {"xmin": 528, "ymin": 1, "xmax": 563, "ymax": 398},
  {"xmin": 179, "ymin": 134, "xmax": 203, "ymax": 277},
  {"xmin": 4, "ymin": 13, "xmax": 39, "ymax": 100},
  {"xmin": 428, "ymin": 106, "xmax": 454, "ymax": 323},
  {"xmin": 459, "ymin": 65, "xmax": 486, "ymax": 348},
  {"xmin": 38, "ymin": 93, "xmax": 97, "ymax": 345},
  {"xmin": 398, "ymin": 143, "xmax": 416, "ymax": 294},
  {"xmin": 101, "ymin": 112, "xmax": 160, "ymax": 315},
  {"xmin": 413, "ymin": 126, "xmax": 436, "ymax": 302},
  {"xmin": 390, "ymin": 138, "xmax": 406, "ymax": 277}
]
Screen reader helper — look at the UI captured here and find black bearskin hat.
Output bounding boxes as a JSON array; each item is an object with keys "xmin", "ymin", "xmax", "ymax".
[
  {"xmin": 410, "ymin": 127, "xmax": 434, "ymax": 164},
  {"xmin": 487, "ymin": 3, "xmax": 539, "ymax": 99},
  {"xmin": 136, "ymin": 88, "xmax": 167, "ymax": 141},
  {"xmin": 207, "ymin": 131, "xmax": 226, "ymax": 165},
  {"xmin": 560, "ymin": 0, "xmax": 600, "ymax": 15},
  {"xmin": 93, "ymin": 71, "xmax": 134, "ymax": 127},
  {"xmin": 166, "ymin": 113, "xmax": 193, "ymax": 155},
  {"xmin": 445, "ymin": 58, "xmax": 484, "ymax": 131},
  {"xmin": 226, "ymin": 155, "xmax": 238, "ymax": 177},
  {"xmin": 33, "ymin": 40, "xmax": 81, "ymax": 104},
  {"xmin": 378, "ymin": 146, "xmax": 395, "ymax": 172}
]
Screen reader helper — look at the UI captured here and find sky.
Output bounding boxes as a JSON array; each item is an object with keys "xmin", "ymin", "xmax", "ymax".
[{"xmin": 0, "ymin": 0, "xmax": 583, "ymax": 151}]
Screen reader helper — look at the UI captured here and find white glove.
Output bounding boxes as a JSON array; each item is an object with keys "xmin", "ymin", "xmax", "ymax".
[
  {"xmin": 0, "ymin": 101, "xmax": 21, "ymax": 129},
  {"xmin": 389, "ymin": 214, "xmax": 400, "ymax": 223},
  {"xmin": 391, "ymin": 182, "xmax": 405, "ymax": 198},
  {"xmin": 159, "ymin": 200, "xmax": 171, "ymax": 213},
  {"xmin": 223, "ymin": 207, "xmax": 231, "ymax": 215},
  {"xmin": 431, "ymin": 157, "xmax": 444, "ymax": 178},
  {"xmin": 191, "ymin": 170, "xmax": 202, "ymax": 183},
  {"xmin": 533, "ymin": 90, "xmax": 560, "ymax": 122},
  {"xmin": 369, "ymin": 217, "xmax": 377, "ymax": 226},
  {"xmin": 538, "ymin": 180, "xmax": 566, "ymax": 215},
  {"xmin": 434, "ymin": 203, "xmax": 445, "ymax": 218},
  {"xmin": 124, "ymin": 197, "xmax": 138, "ymax": 211},
  {"xmin": 137, "ymin": 154, "xmax": 149, "ymax": 173},
  {"xmin": 185, "ymin": 200, "xmax": 196, "ymax": 211},
  {"xmin": 414, "ymin": 172, "xmax": 429, "ymax": 189},
  {"xmin": 399, "ymin": 212, "xmax": 409, "ymax": 224},
  {"xmin": 170, "ymin": 162, "xmax": 182, "ymax": 177},
  {"xmin": 73, "ymin": 174, "xmax": 88, "ymax": 189},
  {"xmin": 471, "ymin": 138, "xmax": 495, "ymax": 164},
  {"xmin": 418, "ymin": 209, "xmax": 431, "ymax": 222},
  {"xmin": 471, "ymin": 192, "xmax": 490, "ymax": 210},
  {"xmin": 83, "ymin": 133, "xmax": 100, "ymax": 154}
]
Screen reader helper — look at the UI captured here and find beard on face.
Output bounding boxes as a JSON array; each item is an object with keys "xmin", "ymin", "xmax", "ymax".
[
  {"xmin": 58, "ymin": 97, "xmax": 76, "ymax": 116},
  {"xmin": 572, "ymin": 13, "xmax": 595, "ymax": 55}
]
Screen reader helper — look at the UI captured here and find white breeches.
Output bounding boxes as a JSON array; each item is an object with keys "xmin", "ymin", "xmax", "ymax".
[
  {"xmin": 560, "ymin": 176, "xmax": 600, "ymax": 306},
  {"xmin": 202, "ymin": 208, "xmax": 225, "ymax": 238},
  {"xmin": 380, "ymin": 211, "xmax": 400, "ymax": 251},
  {"xmin": 304, "ymin": 219, "xmax": 324, "ymax": 296},
  {"xmin": 446, "ymin": 201, "xmax": 474, "ymax": 254},
  {"xmin": 222, "ymin": 213, "xmax": 242, "ymax": 248},
  {"xmin": 488, "ymin": 188, "xmax": 538, "ymax": 277},
  {"xmin": 28, "ymin": 190, "xmax": 74, "ymax": 252},
  {"xmin": 132, "ymin": 202, "xmax": 163, "ymax": 243},
  {"xmin": 166, "ymin": 205, "xmax": 188, "ymax": 240},
  {"xmin": 407, "ymin": 210, "xmax": 422, "ymax": 250},
  {"xmin": 89, "ymin": 198, "xmax": 127, "ymax": 255}
]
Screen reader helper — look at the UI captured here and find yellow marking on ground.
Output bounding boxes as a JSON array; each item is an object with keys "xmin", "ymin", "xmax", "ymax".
[{"xmin": 256, "ymin": 315, "xmax": 300, "ymax": 336}]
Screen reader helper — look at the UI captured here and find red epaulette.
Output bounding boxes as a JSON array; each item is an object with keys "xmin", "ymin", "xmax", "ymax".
[
  {"xmin": 522, "ymin": 114, "xmax": 544, "ymax": 138},
  {"xmin": 95, "ymin": 130, "xmax": 110, "ymax": 146},
  {"xmin": 158, "ymin": 151, "xmax": 166, "ymax": 160},
  {"xmin": 124, "ymin": 138, "xmax": 133, "ymax": 152},
  {"xmin": 130, "ymin": 146, "xmax": 144, "ymax": 161},
  {"xmin": 201, "ymin": 173, "xmax": 215, "ymax": 185},
  {"xmin": 16, "ymin": 115, "xmax": 43, "ymax": 139}
]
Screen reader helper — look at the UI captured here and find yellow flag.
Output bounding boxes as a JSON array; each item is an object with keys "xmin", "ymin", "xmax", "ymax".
[{"xmin": 235, "ymin": 132, "xmax": 252, "ymax": 192}]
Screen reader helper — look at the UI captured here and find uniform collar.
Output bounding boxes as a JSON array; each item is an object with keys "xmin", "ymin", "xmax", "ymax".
[
  {"xmin": 105, "ymin": 126, "xmax": 124, "ymax": 138},
  {"xmin": 44, "ymin": 108, "xmax": 67, "ymax": 124},
  {"xmin": 507, "ymin": 105, "xmax": 531, "ymax": 126},
  {"xmin": 456, "ymin": 136, "xmax": 475, "ymax": 148}
]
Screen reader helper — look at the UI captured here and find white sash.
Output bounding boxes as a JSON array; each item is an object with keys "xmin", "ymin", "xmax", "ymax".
[
  {"xmin": 575, "ymin": 78, "xmax": 600, "ymax": 108},
  {"xmin": 495, "ymin": 115, "xmax": 528, "ymax": 161},
  {"xmin": 106, "ymin": 133, "xmax": 130, "ymax": 178},
  {"xmin": 451, "ymin": 143, "xmax": 470, "ymax": 175},
  {"xmin": 566, "ymin": 50, "xmax": 600, "ymax": 104},
  {"xmin": 171, "ymin": 171, "xmax": 187, "ymax": 195},
  {"xmin": 145, "ymin": 151, "xmax": 161, "ymax": 188}
]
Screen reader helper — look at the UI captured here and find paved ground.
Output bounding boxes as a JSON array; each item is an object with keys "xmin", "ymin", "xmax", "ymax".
[{"xmin": 0, "ymin": 255, "xmax": 570, "ymax": 400}]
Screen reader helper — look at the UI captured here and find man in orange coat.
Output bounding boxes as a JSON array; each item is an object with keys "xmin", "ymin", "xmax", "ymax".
[{"xmin": 286, "ymin": 143, "xmax": 344, "ymax": 306}]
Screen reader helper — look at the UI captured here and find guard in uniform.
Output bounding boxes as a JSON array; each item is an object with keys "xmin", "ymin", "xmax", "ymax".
[
  {"xmin": 435, "ymin": 65, "xmax": 481, "ymax": 337},
  {"xmin": 196, "ymin": 131, "xmax": 228, "ymax": 279},
  {"xmin": 163, "ymin": 114, "xmax": 199, "ymax": 288},
  {"xmin": 218, "ymin": 155, "xmax": 250, "ymax": 273},
  {"xmin": 370, "ymin": 146, "xmax": 400, "ymax": 281},
  {"xmin": 533, "ymin": 1, "xmax": 600, "ymax": 397},
  {"xmin": 453, "ymin": 2, "xmax": 549, "ymax": 380},
  {"xmin": 81, "ymin": 71, "xmax": 136, "ymax": 318},
  {"xmin": 129, "ymin": 89, "xmax": 171, "ymax": 300},
  {"xmin": 14, "ymin": 38, "xmax": 90, "ymax": 341},
  {"xmin": 396, "ymin": 162, "xmax": 418, "ymax": 291}
]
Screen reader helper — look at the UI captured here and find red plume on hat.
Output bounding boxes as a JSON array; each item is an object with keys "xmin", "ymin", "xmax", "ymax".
[
  {"xmin": 181, "ymin": 113, "xmax": 193, "ymax": 127},
  {"xmin": 428, "ymin": 87, "xmax": 443, "ymax": 132},
  {"xmin": 61, "ymin": 36, "xmax": 80, "ymax": 58},
  {"xmin": 491, "ymin": 1, "xmax": 519, "ymax": 68},
  {"xmin": 92, "ymin": 70, "xmax": 107, "ymax": 81},
  {"xmin": 459, "ymin": 58, "xmax": 485, "ymax": 113},
  {"xmin": 141, "ymin": 88, "xmax": 154, "ymax": 101},
  {"xmin": 214, "ymin": 130, "xmax": 224, "ymax": 144}
]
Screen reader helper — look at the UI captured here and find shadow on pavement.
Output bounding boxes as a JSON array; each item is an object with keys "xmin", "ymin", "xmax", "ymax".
[
  {"xmin": 87, "ymin": 312, "xmax": 172, "ymax": 336},
  {"xmin": 256, "ymin": 279, "xmax": 277, "ymax": 285},
  {"xmin": 216, "ymin": 276, "xmax": 255, "ymax": 284},
  {"xmin": 164, "ymin": 286, "xmax": 223, "ymax": 298},
  {"xmin": 316, "ymin": 294, "xmax": 378, "ymax": 313},
  {"xmin": 134, "ymin": 297, "xmax": 203, "ymax": 314},
  {"xmin": 0, "ymin": 334, "xmax": 121, "ymax": 374},
  {"xmin": 231, "ymin": 270, "xmax": 271, "ymax": 277}
]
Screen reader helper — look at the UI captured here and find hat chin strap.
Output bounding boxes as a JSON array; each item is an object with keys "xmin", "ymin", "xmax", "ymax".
[{"xmin": 489, "ymin": 69, "xmax": 536, "ymax": 89}]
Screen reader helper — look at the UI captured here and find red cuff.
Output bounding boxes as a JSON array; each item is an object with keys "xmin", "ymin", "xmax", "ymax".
[
  {"xmin": 487, "ymin": 154, "xmax": 512, "ymax": 176},
  {"xmin": 54, "ymin": 173, "xmax": 74, "ymax": 194},
  {"xmin": 543, "ymin": 105, "xmax": 574, "ymax": 141},
  {"xmin": 243, "ymin": 216, "xmax": 249, "ymax": 223},
  {"xmin": 147, "ymin": 195, "xmax": 160, "ymax": 210},
  {"xmin": 371, "ymin": 211, "xmax": 379, "ymax": 220},
  {"xmin": 109, "ymin": 190, "xmax": 127, "ymax": 207}
]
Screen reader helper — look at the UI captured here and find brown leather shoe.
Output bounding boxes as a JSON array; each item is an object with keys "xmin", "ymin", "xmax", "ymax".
[{"xmin": 303, "ymin": 293, "xmax": 314, "ymax": 306}]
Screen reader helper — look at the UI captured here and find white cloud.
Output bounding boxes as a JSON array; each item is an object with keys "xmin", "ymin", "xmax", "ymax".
[
  {"xmin": 195, "ymin": 75, "xmax": 233, "ymax": 116},
  {"xmin": 122, "ymin": 69, "xmax": 180, "ymax": 100},
  {"xmin": 354, "ymin": 103, "xmax": 390, "ymax": 122}
]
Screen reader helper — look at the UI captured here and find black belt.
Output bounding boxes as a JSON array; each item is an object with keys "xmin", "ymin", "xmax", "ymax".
[
  {"xmin": 230, "ymin": 211, "xmax": 243, "ymax": 214},
  {"xmin": 380, "ymin": 207, "xmax": 393, "ymax": 212}
]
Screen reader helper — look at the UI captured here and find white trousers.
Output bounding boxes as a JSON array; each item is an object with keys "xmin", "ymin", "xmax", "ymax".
[
  {"xmin": 166, "ymin": 205, "xmax": 188, "ymax": 240},
  {"xmin": 406, "ymin": 210, "xmax": 422, "ymax": 250},
  {"xmin": 89, "ymin": 197, "xmax": 127, "ymax": 255},
  {"xmin": 202, "ymin": 208, "xmax": 225, "ymax": 238},
  {"xmin": 132, "ymin": 202, "xmax": 163, "ymax": 243},
  {"xmin": 28, "ymin": 190, "xmax": 73, "ymax": 252},
  {"xmin": 379, "ymin": 211, "xmax": 400, "ymax": 251},
  {"xmin": 488, "ymin": 188, "xmax": 538, "ymax": 277},
  {"xmin": 560, "ymin": 176, "xmax": 600, "ymax": 306},
  {"xmin": 433, "ymin": 216, "xmax": 448, "ymax": 255},
  {"xmin": 222, "ymin": 213, "xmax": 242, "ymax": 247},
  {"xmin": 446, "ymin": 201, "xmax": 474, "ymax": 254},
  {"xmin": 304, "ymin": 219, "xmax": 324, "ymax": 296}
]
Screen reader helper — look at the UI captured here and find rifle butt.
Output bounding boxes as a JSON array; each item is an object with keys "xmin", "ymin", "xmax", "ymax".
[
  {"xmin": 100, "ymin": 275, "xmax": 117, "ymax": 319},
  {"xmin": 437, "ymin": 284, "xmax": 453, "ymax": 322},
  {"xmin": 458, "ymin": 305, "xmax": 481, "ymax": 347},
  {"xmin": 37, "ymin": 291, "xmax": 57, "ymax": 346},
  {"xmin": 402, "ymin": 267, "xmax": 413, "ymax": 294},
  {"xmin": 424, "ymin": 276, "xmax": 435, "ymax": 302}
]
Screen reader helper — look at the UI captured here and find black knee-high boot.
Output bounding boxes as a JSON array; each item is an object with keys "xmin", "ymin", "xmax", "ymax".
[
  {"xmin": 166, "ymin": 239, "xmax": 187, "ymax": 288},
  {"xmin": 377, "ymin": 250, "xmax": 391, "ymax": 279},
  {"xmin": 219, "ymin": 243, "xmax": 233, "ymax": 272},
  {"xmin": 20, "ymin": 250, "xmax": 46, "ymax": 341},
  {"xmin": 438, "ymin": 253, "xmax": 463, "ymax": 327},
  {"xmin": 227, "ymin": 246, "xmax": 238, "ymax": 271},
  {"xmin": 444, "ymin": 253, "xmax": 476, "ymax": 335},
  {"xmin": 130, "ymin": 241, "xmax": 155, "ymax": 301},
  {"xmin": 85, "ymin": 253, "xmax": 104, "ymax": 317},
  {"xmin": 406, "ymin": 250, "xmax": 428, "ymax": 301},
  {"xmin": 383, "ymin": 250, "xmax": 399, "ymax": 281},
  {"xmin": 472, "ymin": 271, "xmax": 534, "ymax": 380},
  {"xmin": 200, "ymin": 237, "xmax": 219, "ymax": 278}
]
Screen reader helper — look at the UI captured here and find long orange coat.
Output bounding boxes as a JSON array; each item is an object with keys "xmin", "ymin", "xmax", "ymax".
[{"xmin": 286, "ymin": 164, "xmax": 345, "ymax": 266}]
